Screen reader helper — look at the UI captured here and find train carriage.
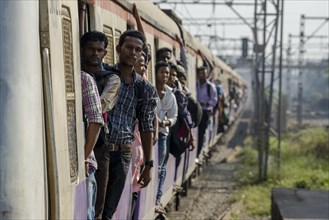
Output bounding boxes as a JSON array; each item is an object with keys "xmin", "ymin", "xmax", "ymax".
[{"xmin": 0, "ymin": 0, "xmax": 246, "ymax": 219}]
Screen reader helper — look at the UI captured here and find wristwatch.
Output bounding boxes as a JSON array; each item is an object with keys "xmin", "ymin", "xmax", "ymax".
[{"xmin": 144, "ymin": 160, "xmax": 154, "ymax": 168}]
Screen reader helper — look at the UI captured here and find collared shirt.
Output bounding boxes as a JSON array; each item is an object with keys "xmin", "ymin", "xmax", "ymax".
[
  {"xmin": 196, "ymin": 79, "xmax": 218, "ymax": 112},
  {"xmin": 107, "ymin": 64, "xmax": 158, "ymax": 144},
  {"xmin": 81, "ymin": 71, "xmax": 104, "ymax": 169},
  {"xmin": 157, "ymin": 85, "xmax": 178, "ymax": 136}
]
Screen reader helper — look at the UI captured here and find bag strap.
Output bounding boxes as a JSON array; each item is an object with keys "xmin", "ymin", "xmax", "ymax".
[
  {"xmin": 134, "ymin": 73, "xmax": 144, "ymax": 100},
  {"xmin": 207, "ymin": 83, "xmax": 211, "ymax": 98}
]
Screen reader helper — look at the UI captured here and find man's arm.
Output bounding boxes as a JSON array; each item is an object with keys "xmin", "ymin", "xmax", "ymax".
[
  {"xmin": 137, "ymin": 83, "xmax": 158, "ymax": 188},
  {"xmin": 138, "ymin": 131, "xmax": 153, "ymax": 188},
  {"xmin": 166, "ymin": 93, "xmax": 178, "ymax": 127},
  {"xmin": 153, "ymin": 115, "xmax": 159, "ymax": 145},
  {"xmin": 84, "ymin": 122, "xmax": 102, "ymax": 160},
  {"xmin": 81, "ymin": 72, "xmax": 104, "ymax": 159},
  {"xmin": 176, "ymin": 34, "xmax": 188, "ymax": 70},
  {"xmin": 133, "ymin": 3, "xmax": 145, "ymax": 36},
  {"xmin": 209, "ymin": 83, "xmax": 218, "ymax": 108}
]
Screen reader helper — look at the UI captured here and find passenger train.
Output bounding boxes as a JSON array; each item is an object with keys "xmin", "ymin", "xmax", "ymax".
[{"xmin": 0, "ymin": 0, "xmax": 246, "ymax": 219}]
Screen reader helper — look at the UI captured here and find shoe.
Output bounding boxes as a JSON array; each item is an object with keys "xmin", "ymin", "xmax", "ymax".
[
  {"xmin": 195, "ymin": 158, "xmax": 202, "ymax": 165},
  {"xmin": 155, "ymin": 205, "xmax": 166, "ymax": 214},
  {"xmin": 173, "ymin": 184, "xmax": 184, "ymax": 192}
]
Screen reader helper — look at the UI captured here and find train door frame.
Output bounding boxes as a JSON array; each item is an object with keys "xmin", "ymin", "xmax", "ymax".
[
  {"xmin": 39, "ymin": 0, "xmax": 85, "ymax": 218},
  {"xmin": 0, "ymin": 2, "xmax": 48, "ymax": 219}
]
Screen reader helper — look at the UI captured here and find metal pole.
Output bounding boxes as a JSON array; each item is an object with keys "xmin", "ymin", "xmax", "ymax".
[
  {"xmin": 260, "ymin": 0, "xmax": 267, "ymax": 181},
  {"xmin": 277, "ymin": 0, "xmax": 284, "ymax": 172},
  {"xmin": 253, "ymin": 0, "xmax": 263, "ymax": 182},
  {"xmin": 286, "ymin": 34, "xmax": 292, "ymax": 108},
  {"xmin": 264, "ymin": 0, "xmax": 280, "ymax": 180},
  {"xmin": 297, "ymin": 15, "xmax": 305, "ymax": 129}
]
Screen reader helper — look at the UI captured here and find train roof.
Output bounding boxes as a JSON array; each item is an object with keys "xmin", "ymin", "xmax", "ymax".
[
  {"xmin": 128, "ymin": 1, "xmax": 181, "ymax": 39},
  {"xmin": 118, "ymin": 0, "xmax": 245, "ymax": 85},
  {"xmin": 186, "ymin": 28, "xmax": 236, "ymax": 77}
]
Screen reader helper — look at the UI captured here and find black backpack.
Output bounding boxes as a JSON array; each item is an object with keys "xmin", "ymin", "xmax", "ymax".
[
  {"xmin": 169, "ymin": 88, "xmax": 192, "ymax": 158},
  {"xmin": 187, "ymin": 94, "xmax": 203, "ymax": 128},
  {"xmin": 169, "ymin": 117, "xmax": 191, "ymax": 158}
]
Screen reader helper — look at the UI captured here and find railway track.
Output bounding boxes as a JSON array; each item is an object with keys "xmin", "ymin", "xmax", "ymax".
[{"xmin": 164, "ymin": 98, "xmax": 252, "ymax": 219}]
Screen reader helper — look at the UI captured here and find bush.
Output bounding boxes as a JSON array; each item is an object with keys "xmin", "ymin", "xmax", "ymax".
[{"xmin": 232, "ymin": 127, "xmax": 329, "ymax": 217}]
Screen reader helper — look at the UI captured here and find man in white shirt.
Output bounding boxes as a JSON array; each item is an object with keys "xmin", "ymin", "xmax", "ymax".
[{"xmin": 154, "ymin": 61, "xmax": 178, "ymax": 212}]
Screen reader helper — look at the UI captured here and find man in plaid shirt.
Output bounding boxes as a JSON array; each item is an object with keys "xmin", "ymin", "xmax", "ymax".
[
  {"xmin": 80, "ymin": 31, "xmax": 116, "ymax": 220},
  {"xmin": 94, "ymin": 30, "xmax": 158, "ymax": 220}
]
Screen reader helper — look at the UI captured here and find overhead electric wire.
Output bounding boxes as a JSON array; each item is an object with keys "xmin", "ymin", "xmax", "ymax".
[
  {"xmin": 305, "ymin": 19, "xmax": 329, "ymax": 44},
  {"xmin": 181, "ymin": 0, "xmax": 209, "ymax": 37}
]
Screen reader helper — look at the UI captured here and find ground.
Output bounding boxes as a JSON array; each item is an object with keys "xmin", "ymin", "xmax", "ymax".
[
  {"xmin": 165, "ymin": 106, "xmax": 259, "ymax": 220},
  {"xmin": 163, "ymin": 100, "xmax": 329, "ymax": 220}
]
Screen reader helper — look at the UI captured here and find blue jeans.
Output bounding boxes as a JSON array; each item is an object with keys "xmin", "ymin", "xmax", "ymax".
[
  {"xmin": 156, "ymin": 133, "xmax": 169, "ymax": 205},
  {"xmin": 87, "ymin": 167, "xmax": 97, "ymax": 220}
]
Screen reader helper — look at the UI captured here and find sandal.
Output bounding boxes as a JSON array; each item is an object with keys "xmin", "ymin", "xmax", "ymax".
[{"xmin": 155, "ymin": 205, "xmax": 166, "ymax": 214}]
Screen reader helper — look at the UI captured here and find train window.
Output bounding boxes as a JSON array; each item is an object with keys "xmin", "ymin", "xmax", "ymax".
[
  {"xmin": 114, "ymin": 29, "xmax": 121, "ymax": 63},
  {"xmin": 62, "ymin": 6, "xmax": 78, "ymax": 183},
  {"xmin": 103, "ymin": 26, "xmax": 114, "ymax": 65}
]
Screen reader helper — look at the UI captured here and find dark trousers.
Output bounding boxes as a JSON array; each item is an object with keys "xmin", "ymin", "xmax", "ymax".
[
  {"xmin": 94, "ymin": 146, "xmax": 131, "ymax": 220},
  {"xmin": 197, "ymin": 110, "xmax": 210, "ymax": 157}
]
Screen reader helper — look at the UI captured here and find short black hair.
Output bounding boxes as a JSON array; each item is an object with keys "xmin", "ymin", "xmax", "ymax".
[
  {"xmin": 80, "ymin": 31, "xmax": 108, "ymax": 49},
  {"xmin": 155, "ymin": 61, "xmax": 170, "ymax": 74},
  {"xmin": 156, "ymin": 47, "xmax": 172, "ymax": 60},
  {"xmin": 177, "ymin": 71, "xmax": 187, "ymax": 80},
  {"xmin": 169, "ymin": 62, "xmax": 177, "ymax": 72},
  {"xmin": 197, "ymin": 66, "xmax": 207, "ymax": 74},
  {"xmin": 118, "ymin": 30, "xmax": 146, "ymax": 48}
]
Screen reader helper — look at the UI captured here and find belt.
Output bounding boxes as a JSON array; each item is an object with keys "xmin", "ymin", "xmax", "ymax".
[{"xmin": 106, "ymin": 143, "xmax": 132, "ymax": 152}]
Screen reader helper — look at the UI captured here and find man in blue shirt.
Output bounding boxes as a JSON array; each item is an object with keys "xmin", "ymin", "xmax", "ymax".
[{"xmin": 94, "ymin": 30, "xmax": 158, "ymax": 220}]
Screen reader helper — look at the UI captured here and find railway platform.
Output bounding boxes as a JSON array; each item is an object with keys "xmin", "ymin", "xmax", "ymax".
[{"xmin": 272, "ymin": 187, "xmax": 329, "ymax": 220}]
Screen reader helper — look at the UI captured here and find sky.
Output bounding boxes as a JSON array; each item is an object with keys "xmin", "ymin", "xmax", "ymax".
[{"xmin": 154, "ymin": 0, "xmax": 329, "ymax": 62}]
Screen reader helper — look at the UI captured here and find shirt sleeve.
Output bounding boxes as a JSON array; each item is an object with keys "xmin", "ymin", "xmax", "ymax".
[
  {"xmin": 167, "ymin": 92, "xmax": 178, "ymax": 127},
  {"xmin": 81, "ymin": 72, "xmax": 104, "ymax": 125},
  {"xmin": 209, "ymin": 83, "xmax": 218, "ymax": 108},
  {"xmin": 138, "ymin": 82, "xmax": 158, "ymax": 132},
  {"xmin": 101, "ymin": 74, "xmax": 121, "ymax": 113}
]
